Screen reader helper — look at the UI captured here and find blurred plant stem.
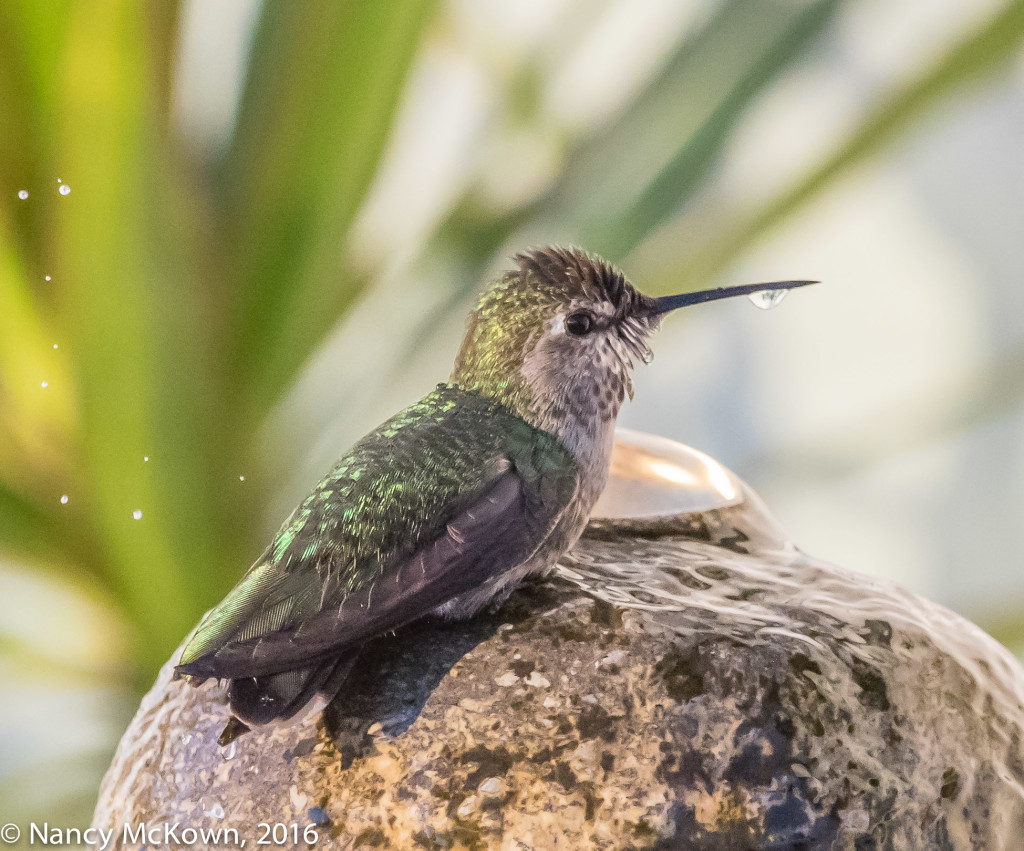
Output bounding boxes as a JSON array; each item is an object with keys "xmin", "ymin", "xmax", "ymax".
[{"xmin": 221, "ymin": 0, "xmax": 437, "ymax": 424}]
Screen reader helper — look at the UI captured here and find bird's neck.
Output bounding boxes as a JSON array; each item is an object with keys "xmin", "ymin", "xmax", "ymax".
[
  {"xmin": 448, "ymin": 370, "xmax": 618, "ymax": 496},
  {"xmin": 522, "ymin": 386, "xmax": 618, "ymax": 493}
]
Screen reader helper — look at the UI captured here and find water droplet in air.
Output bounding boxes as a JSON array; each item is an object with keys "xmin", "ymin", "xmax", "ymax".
[
  {"xmin": 239, "ymin": 475, "xmax": 245, "ymax": 481},
  {"xmin": 53, "ymin": 343, "xmax": 58, "ymax": 349},
  {"xmin": 58, "ymin": 184, "xmax": 71, "ymax": 196},
  {"xmin": 44, "ymin": 275, "xmax": 51, "ymax": 282},
  {"xmin": 132, "ymin": 509, "xmax": 143, "ymax": 520},
  {"xmin": 144, "ymin": 456, "xmax": 149, "ymax": 462},
  {"xmin": 17, "ymin": 190, "xmax": 28, "ymax": 200},
  {"xmin": 40, "ymin": 381, "xmax": 48, "ymax": 388},
  {"xmin": 60, "ymin": 494, "xmax": 69, "ymax": 505},
  {"xmin": 748, "ymin": 290, "xmax": 788, "ymax": 310}
]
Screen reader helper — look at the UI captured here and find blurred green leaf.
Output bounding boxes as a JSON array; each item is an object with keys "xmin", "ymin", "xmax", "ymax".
[
  {"xmin": 0, "ymin": 0, "xmax": 73, "ymax": 263},
  {"xmin": 0, "ymin": 213, "xmax": 75, "ymax": 488},
  {"xmin": 658, "ymin": 0, "xmax": 1024, "ymax": 290},
  {"xmin": 222, "ymin": 0, "xmax": 437, "ymax": 422},
  {"xmin": 527, "ymin": 0, "xmax": 842, "ymax": 264},
  {"xmin": 584, "ymin": 0, "xmax": 842, "ymax": 262},
  {"xmin": 52, "ymin": 1, "xmax": 209, "ymax": 671}
]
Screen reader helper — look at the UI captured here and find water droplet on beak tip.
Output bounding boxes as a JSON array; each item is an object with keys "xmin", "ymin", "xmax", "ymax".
[{"xmin": 748, "ymin": 289, "xmax": 788, "ymax": 310}]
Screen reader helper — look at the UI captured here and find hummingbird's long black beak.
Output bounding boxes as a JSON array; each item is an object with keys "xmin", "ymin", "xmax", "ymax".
[{"xmin": 647, "ymin": 279, "xmax": 819, "ymax": 315}]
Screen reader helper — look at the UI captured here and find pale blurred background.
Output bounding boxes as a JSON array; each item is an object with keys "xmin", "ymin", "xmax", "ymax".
[{"xmin": 2, "ymin": 0, "xmax": 1023, "ymax": 829}]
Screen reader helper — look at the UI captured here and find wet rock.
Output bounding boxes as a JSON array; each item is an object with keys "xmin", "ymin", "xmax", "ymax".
[
  {"xmin": 93, "ymin": 434, "xmax": 1024, "ymax": 849},
  {"xmin": 93, "ymin": 513, "xmax": 1024, "ymax": 849}
]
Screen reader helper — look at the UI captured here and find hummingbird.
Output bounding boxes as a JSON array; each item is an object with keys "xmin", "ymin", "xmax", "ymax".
[{"xmin": 175, "ymin": 246, "xmax": 815, "ymax": 744}]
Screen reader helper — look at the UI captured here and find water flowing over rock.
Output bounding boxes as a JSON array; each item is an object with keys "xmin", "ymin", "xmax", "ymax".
[{"xmin": 93, "ymin": 431, "xmax": 1024, "ymax": 849}]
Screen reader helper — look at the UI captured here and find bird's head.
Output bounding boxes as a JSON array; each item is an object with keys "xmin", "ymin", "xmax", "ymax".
[{"xmin": 451, "ymin": 245, "xmax": 813, "ymax": 456}]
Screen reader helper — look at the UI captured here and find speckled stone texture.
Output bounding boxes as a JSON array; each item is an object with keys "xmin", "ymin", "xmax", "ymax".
[{"xmin": 94, "ymin": 507, "xmax": 1024, "ymax": 850}]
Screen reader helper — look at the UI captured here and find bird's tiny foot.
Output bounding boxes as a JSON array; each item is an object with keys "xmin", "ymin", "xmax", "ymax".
[{"xmin": 218, "ymin": 716, "xmax": 251, "ymax": 746}]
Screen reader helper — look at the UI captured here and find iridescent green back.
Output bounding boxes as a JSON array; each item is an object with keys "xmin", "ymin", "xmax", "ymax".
[{"xmin": 179, "ymin": 384, "xmax": 576, "ymax": 667}]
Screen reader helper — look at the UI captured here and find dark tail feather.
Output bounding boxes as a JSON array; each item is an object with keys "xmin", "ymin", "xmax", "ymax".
[{"xmin": 226, "ymin": 651, "xmax": 359, "ymax": 728}]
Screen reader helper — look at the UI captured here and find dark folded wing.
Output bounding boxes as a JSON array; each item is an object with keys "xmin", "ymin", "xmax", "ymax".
[{"xmin": 177, "ymin": 457, "xmax": 574, "ymax": 680}]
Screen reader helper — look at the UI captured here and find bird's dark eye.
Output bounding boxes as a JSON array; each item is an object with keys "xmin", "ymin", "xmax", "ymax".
[{"xmin": 565, "ymin": 311, "xmax": 594, "ymax": 337}]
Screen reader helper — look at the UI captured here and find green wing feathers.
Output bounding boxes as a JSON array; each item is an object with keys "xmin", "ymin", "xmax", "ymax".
[{"xmin": 177, "ymin": 385, "xmax": 577, "ymax": 680}]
